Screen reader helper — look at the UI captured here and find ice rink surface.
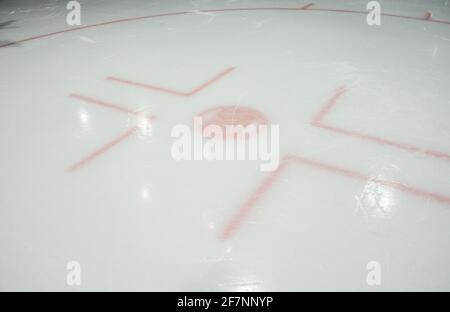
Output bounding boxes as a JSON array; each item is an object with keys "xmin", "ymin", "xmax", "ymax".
[{"xmin": 1, "ymin": 0, "xmax": 450, "ymax": 291}]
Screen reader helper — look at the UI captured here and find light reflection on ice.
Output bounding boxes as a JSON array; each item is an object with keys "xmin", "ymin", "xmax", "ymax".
[
  {"xmin": 356, "ymin": 176, "xmax": 396, "ymax": 220},
  {"xmin": 78, "ymin": 108, "xmax": 90, "ymax": 133}
]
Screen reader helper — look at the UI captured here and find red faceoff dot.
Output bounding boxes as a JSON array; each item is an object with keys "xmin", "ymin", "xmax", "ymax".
[{"xmin": 195, "ymin": 106, "xmax": 268, "ymax": 140}]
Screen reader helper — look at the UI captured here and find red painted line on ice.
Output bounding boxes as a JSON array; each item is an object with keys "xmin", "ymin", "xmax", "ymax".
[
  {"xmin": 106, "ymin": 67, "xmax": 236, "ymax": 97},
  {"xmin": 67, "ymin": 94, "xmax": 156, "ymax": 171},
  {"xmin": 299, "ymin": 3, "xmax": 314, "ymax": 10},
  {"xmin": 69, "ymin": 93, "xmax": 137, "ymax": 114},
  {"xmin": 220, "ymin": 154, "xmax": 450, "ymax": 239},
  {"xmin": 311, "ymin": 85, "xmax": 347, "ymax": 125},
  {"xmin": 69, "ymin": 93, "xmax": 157, "ymax": 122},
  {"xmin": 288, "ymin": 155, "xmax": 450, "ymax": 205},
  {"xmin": 0, "ymin": 11, "xmax": 190, "ymax": 48},
  {"xmin": 310, "ymin": 8, "xmax": 449, "ymax": 24},
  {"xmin": 220, "ymin": 158, "xmax": 290, "ymax": 240},
  {"xmin": 67, "ymin": 127, "xmax": 137, "ymax": 172},
  {"xmin": 311, "ymin": 86, "xmax": 450, "ymax": 162},
  {"xmin": 1, "ymin": 5, "xmax": 449, "ymax": 49},
  {"xmin": 68, "ymin": 66, "xmax": 229, "ymax": 172}
]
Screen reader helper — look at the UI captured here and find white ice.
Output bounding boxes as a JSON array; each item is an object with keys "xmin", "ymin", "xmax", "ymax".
[{"xmin": 0, "ymin": 0, "xmax": 450, "ymax": 291}]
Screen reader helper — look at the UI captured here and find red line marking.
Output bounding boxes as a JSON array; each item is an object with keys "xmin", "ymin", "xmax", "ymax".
[
  {"xmin": 69, "ymin": 93, "xmax": 137, "ymax": 114},
  {"xmin": 69, "ymin": 93, "xmax": 157, "ymax": 121},
  {"xmin": 67, "ymin": 127, "xmax": 137, "ymax": 172},
  {"xmin": 106, "ymin": 67, "xmax": 236, "ymax": 97},
  {"xmin": 299, "ymin": 3, "xmax": 314, "ymax": 10},
  {"xmin": 311, "ymin": 8, "xmax": 449, "ymax": 25},
  {"xmin": 312, "ymin": 86, "xmax": 450, "ymax": 162},
  {"xmin": 220, "ymin": 154, "xmax": 450, "ymax": 239},
  {"xmin": 311, "ymin": 85, "xmax": 347, "ymax": 125},
  {"xmin": 105, "ymin": 76, "xmax": 188, "ymax": 96},
  {"xmin": 289, "ymin": 155, "xmax": 450, "ymax": 205},
  {"xmin": 315, "ymin": 123, "xmax": 424, "ymax": 152},
  {"xmin": 220, "ymin": 158, "xmax": 290, "ymax": 240},
  {"xmin": 0, "ymin": 11, "xmax": 190, "ymax": 48},
  {"xmin": 67, "ymin": 93, "xmax": 156, "ymax": 171},
  {"xmin": 1, "ymin": 6, "xmax": 449, "ymax": 49}
]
